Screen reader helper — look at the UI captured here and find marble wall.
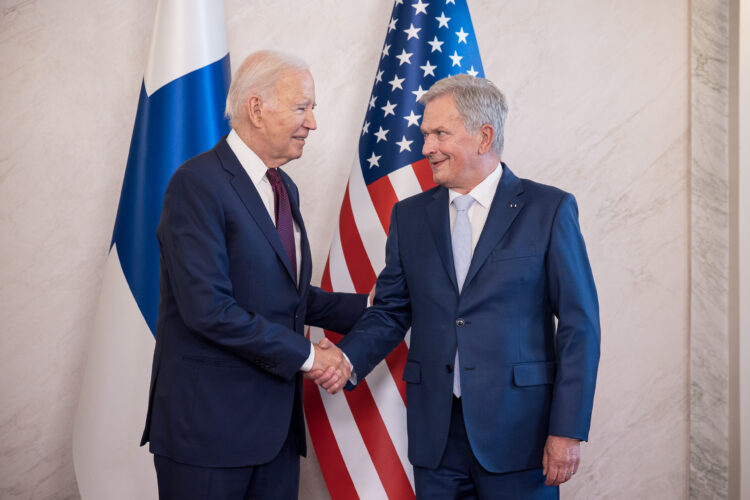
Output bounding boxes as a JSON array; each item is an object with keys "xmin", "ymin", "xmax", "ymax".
[
  {"xmin": 0, "ymin": 0, "xmax": 692, "ymax": 498},
  {"xmin": 690, "ymin": 1, "xmax": 732, "ymax": 498}
]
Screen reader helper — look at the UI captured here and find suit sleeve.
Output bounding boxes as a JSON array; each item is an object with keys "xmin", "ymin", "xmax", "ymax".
[
  {"xmin": 305, "ymin": 288, "xmax": 368, "ymax": 334},
  {"xmin": 158, "ymin": 167, "xmax": 310, "ymax": 380},
  {"xmin": 337, "ymin": 205, "xmax": 413, "ymax": 386},
  {"xmin": 546, "ymin": 193, "xmax": 601, "ymax": 441}
]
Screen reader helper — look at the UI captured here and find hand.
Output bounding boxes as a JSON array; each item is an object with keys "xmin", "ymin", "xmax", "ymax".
[
  {"xmin": 309, "ymin": 337, "xmax": 351, "ymax": 394},
  {"xmin": 368, "ymin": 284, "xmax": 376, "ymax": 306},
  {"xmin": 542, "ymin": 435, "xmax": 581, "ymax": 486}
]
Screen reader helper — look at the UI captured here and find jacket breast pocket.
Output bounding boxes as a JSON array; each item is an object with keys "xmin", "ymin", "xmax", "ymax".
[
  {"xmin": 512, "ymin": 361, "xmax": 556, "ymax": 387},
  {"xmin": 492, "ymin": 245, "xmax": 536, "ymax": 262},
  {"xmin": 402, "ymin": 360, "xmax": 421, "ymax": 384}
]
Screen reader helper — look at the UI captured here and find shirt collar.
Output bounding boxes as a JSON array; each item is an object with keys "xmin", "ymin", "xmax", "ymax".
[
  {"xmin": 226, "ymin": 129, "xmax": 270, "ymax": 188},
  {"xmin": 448, "ymin": 163, "xmax": 503, "ymax": 208}
]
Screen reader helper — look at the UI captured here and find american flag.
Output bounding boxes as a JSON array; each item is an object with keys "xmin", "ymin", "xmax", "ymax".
[{"xmin": 303, "ymin": 1, "xmax": 484, "ymax": 498}]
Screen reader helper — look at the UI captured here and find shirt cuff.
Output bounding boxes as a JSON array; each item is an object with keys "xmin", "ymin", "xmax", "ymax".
[
  {"xmin": 300, "ymin": 343, "xmax": 315, "ymax": 372},
  {"xmin": 344, "ymin": 352, "xmax": 357, "ymax": 385}
]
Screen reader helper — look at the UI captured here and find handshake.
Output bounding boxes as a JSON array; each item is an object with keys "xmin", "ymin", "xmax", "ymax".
[{"xmin": 305, "ymin": 337, "xmax": 352, "ymax": 395}]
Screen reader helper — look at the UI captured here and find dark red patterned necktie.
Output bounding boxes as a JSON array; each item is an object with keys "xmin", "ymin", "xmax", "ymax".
[{"xmin": 266, "ymin": 168, "xmax": 297, "ymax": 282}]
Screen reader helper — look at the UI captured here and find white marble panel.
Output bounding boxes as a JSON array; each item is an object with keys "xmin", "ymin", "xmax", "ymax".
[{"xmin": 689, "ymin": 1, "xmax": 731, "ymax": 499}]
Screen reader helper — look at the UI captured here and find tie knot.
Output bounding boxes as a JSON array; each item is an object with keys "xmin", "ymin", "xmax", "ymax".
[
  {"xmin": 453, "ymin": 194, "xmax": 475, "ymax": 212},
  {"xmin": 266, "ymin": 168, "xmax": 282, "ymax": 187}
]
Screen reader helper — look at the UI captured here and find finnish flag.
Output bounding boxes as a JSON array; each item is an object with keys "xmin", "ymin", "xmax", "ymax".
[{"xmin": 73, "ymin": 1, "xmax": 230, "ymax": 498}]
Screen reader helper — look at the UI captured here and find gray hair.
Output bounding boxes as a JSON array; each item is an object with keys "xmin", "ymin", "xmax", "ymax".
[
  {"xmin": 225, "ymin": 50, "xmax": 310, "ymax": 124},
  {"xmin": 420, "ymin": 74, "xmax": 508, "ymax": 156}
]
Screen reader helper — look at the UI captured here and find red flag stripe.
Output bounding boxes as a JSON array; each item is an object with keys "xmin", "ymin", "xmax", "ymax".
[
  {"xmin": 343, "ymin": 381, "xmax": 415, "ymax": 499},
  {"xmin": 335, "ymin": 205, "xmax": 409, "ymax": 406},
  {"xmin": 338, "ymin": 188, "xmax": 377, "ymax": 293},
  {"xmin": 347, "ymin": 162, "xmax": 387, "ymax": 270},
  {"xmin": 310, "ymin": 174, "xmax": 415, "ymax": 498},
  {"xmin": 325, "ymin": 236, "xmax": 413, "ymax": 481},
  {"xmin": 303, "ymin": 377, "xmax": 360, "ymax": 500},
  {"xmin": 412, "ymin": 158, "xmax": 437, "ymax": 192},
  {"xmin": 366, "ymin": 175, "xmax": 399, "ymax": 235}
]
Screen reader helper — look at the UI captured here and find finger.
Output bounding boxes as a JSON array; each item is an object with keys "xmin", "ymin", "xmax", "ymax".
[
  {"xmin": 323, "ymin": 376, "xmax": 343, "ymax": 394},
  {"xmin": 313, "ymin": 367, "xmax": 336, "ymax": 385},
  {"xmin": 562, "ymin": 468, "xmax": 573, "ymax": 484},
  {"xmin": 321, "ymin": 371, "xmax": 342, "ymax": 391},
  {"xmin": 547, "ymin": 464, "xmax": 563, "ymax": 487},
  {"xmin": 326, "ymin": 381, "xmax": 344, "ymax": 394},
  {"xmin": 542, "ymin": 452, "xmax": 548, "ymax": 477},
  {"xmin": 318, "ymin": 337, "xmax": 332, "ymax": 349}
]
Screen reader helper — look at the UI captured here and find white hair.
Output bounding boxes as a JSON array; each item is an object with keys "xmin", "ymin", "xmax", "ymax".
[
  {"xmin": 225, "ymin": 50, "xmax": 309, "ymax": 125},
  {"xmin": 420, "ymin": 74, "xmax": 508, "ymax": 156}
]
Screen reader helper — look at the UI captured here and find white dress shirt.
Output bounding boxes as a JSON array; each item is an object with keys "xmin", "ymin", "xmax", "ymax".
[
  {"xmin": 448, "ymin": 164, "xmax": 503, "ymax": 254},
  {"xmin": 225, "ymin": 129, "xmax": 315, "ymax": 371}
]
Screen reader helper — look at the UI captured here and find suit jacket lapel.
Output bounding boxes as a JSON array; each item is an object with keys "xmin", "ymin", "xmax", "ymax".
[
  {"xmin": 425, "ymin": 187, "xmax": 459, "ymax": 293},
  {"xmin": 214, "ymin": 138, "xmax": 298, "ymax": 286},
  {"xmin": 463, "ymin": 164, "xmax": 525, "ymax": 290}
]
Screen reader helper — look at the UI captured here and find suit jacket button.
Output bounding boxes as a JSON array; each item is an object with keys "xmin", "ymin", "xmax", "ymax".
[
  {"xmin": 456, "ymin": 318, "xmax": 465, "ymax": 327},
  {"xmin": 445, "ymin": 364, "xmax": 453, "ymax": 373}
]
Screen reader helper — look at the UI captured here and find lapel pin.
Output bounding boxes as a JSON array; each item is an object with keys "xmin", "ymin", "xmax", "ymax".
[{"xmin": 509, "ymin": 202, "xmax": 518, "ymax": 208}]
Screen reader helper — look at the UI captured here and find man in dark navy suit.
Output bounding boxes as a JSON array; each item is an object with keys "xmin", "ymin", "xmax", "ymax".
[
  {"xmin": 333, "ymin": 75, "xmax": 601, "ymax": 499},
  {"xmin": 140, "ymin": 50, "xmax": 367, "ymax": 500}
]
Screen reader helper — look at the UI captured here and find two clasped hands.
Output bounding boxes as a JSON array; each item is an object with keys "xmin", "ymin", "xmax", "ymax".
[
  {"xmin": 305, "ymin": 337, "xmax": 350, "ymax": 394},
  {"xmin": 305, "ymin": 286, "xmax": 376, "ymax": 394}
]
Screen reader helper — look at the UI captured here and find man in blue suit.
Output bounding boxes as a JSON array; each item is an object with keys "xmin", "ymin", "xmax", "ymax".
[
  {"xmin": 140, "ymin": 51, "xmax": 367, "ymax": 500},
  {"xmin": 335, "ymin": 75, "xmax": 600, "ymax": 498}
]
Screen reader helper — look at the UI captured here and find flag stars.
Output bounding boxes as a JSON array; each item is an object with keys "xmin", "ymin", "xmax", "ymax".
[
  {"xmin": 420, "ymin": 60, "xmax": 437, "ymax": 77},
  {"xmin": 388, "ymin": 17, "xmax": 398, "ymax": 32},
  {"xmin": 435, "ymin": 12, "xmax": 450, "ymax": 28},
  {"xmin": 449, "ymin": 50, "xmax": 463, "ymax": 67},
  {"xmin": 375, "ymin": 70, "xmax": 384, "ymax": 83},
  {"xmin": 396, "ymin": 49, "xmax": 413, "ymax": 65},
  {"xmin": 404, "ymin": 110, "xmax": 422, "ymax": 127},
  {"xmin": 427, "ymin": 36, "xmax": 444, "ymax": 52},
  {"xmin": 389, "ymin": 74, "xmax": 406, "ymax": 91},
  {"xmin": 404, "ymin": 23, "xmax": 421, "ymax": 40},
  {"xmin": 412, "ymin": 0, "xmax": 429, "ymax": 15},
  {"xmin": 456, "ymin": 27, "xmax": 469, "ymax": 44},
  {"xmin": 367, "ymin": 152, "xmax": 382, "ymax": 169},
  {"xmin": 412, "ymin": 85, "xmax": 427, "ymax": 102},
  {"xmin": 396, "ymin": 136, "xmax": 414, "ymax": 152},
  {"xmin": 467, "ymin": 66, "xmax": 479, "ymax": 77},
  {"xmin": 369, "ymin": 95, "xmax": 377, "ymax": 109},
  {"xmin": 362, "ymin": 121, "xmax": 370, "ymax": 135},
  {"xmin": 446, "ymin": 0, "xmax": 455, "ymax": 4},
  {"xmin": 382, "ymin": 43, "xmax": 391, "ymax": 58},
  {"xmin": 381, "ymin": 100, "xmax": 397, "ymax": 117},
  {"xmin": 374, "ymin": 126, "xmax": 389, "ymax": 143}
]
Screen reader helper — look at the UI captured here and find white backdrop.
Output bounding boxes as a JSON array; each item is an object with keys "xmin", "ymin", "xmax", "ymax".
[{"xmin": 0, "ymin": 1, "xmax": 689, "ymax": 498}]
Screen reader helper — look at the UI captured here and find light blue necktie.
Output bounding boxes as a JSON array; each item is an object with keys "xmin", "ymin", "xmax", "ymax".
[{"xmin": 451, "ymin": 194, "xmax": 474, "ymax": 397}]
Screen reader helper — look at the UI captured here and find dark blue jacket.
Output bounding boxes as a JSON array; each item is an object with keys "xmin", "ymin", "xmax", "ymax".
[
  {"xmin": 339, "ymin": 164, "xmax": 600, "ymax": 473},
  {"xmin": 141, "ymin": 137, "xmax": 367, "ymax": 467}
]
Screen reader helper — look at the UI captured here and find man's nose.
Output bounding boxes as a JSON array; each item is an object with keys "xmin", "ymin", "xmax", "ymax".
[
  {"xmin": 422, "ymin": 135, "xmax": 435, "ymax": 156},
  {"xmin": 304, "ymin": 108, "xmax": 317, "ymax": 130}
]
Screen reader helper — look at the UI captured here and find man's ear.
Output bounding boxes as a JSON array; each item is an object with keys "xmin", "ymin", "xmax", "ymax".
[
  {"xmin": 477, "ymin": 124, "xmax": 495, "ymax": 155},
  {"xmin": 246, "ymin": 95, "xmax": 264, "ymax": 127}
]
